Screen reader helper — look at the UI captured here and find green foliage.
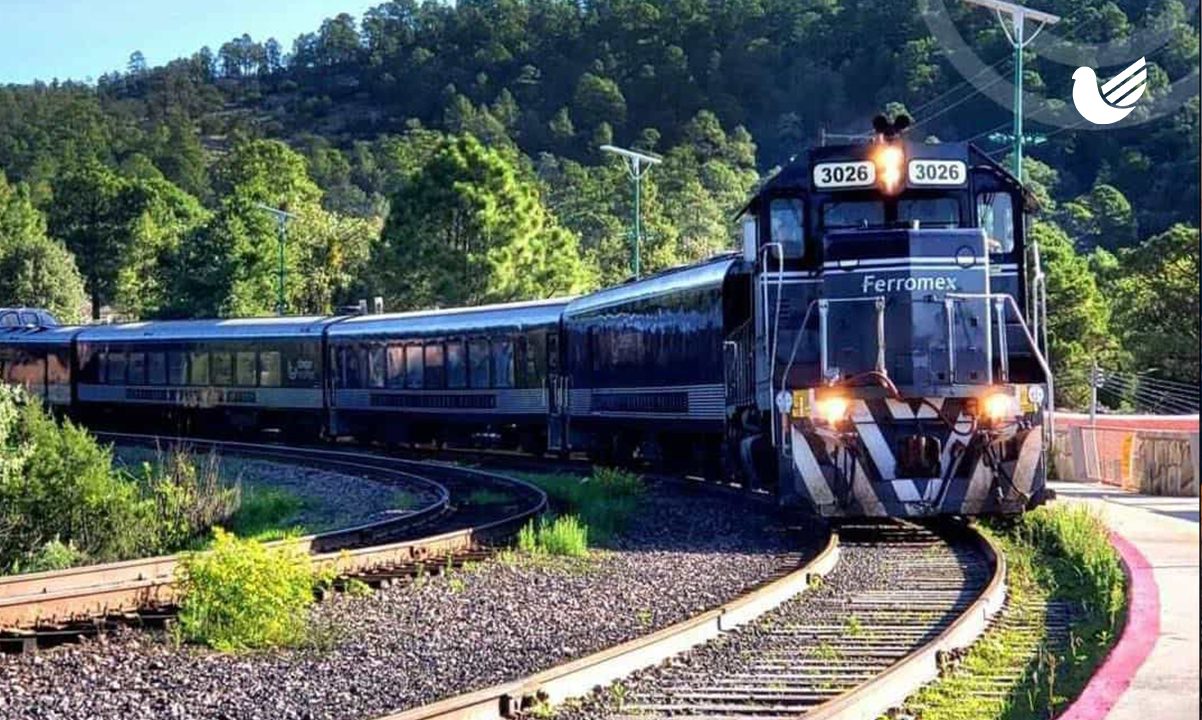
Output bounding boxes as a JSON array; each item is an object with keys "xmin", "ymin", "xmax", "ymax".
[
  {"xmin": 372, "ymin": 133, "xmax": 596, "ymax": 310},
  {"xmin": 0, "ymin": 173, "xmax": 87, "ymax": 321},
  {"xmin": 906, "ymin": 507, "xmax": 1126, "ymax": 719},
  {"xmin": 175, "ymin": 528, "xmax": 316, "ymax": 651},
  {"xmin": 13, "ymin": 538, "xmax": 87, "ymax": 574},
  {"xmin": 517, "ymin": 515, "xmax": 589, "ymax": 557},
  {"xmin": 3, "ymin": 390, "xmax": 154, "ymax": 566},
  {"xmin": 1109, "ymin": 224, "xmax": 1200, "ymax": 384},
  {"xmin": 0, "ymin": 389, "xmax": 248, "ymax": 573},
  {"xmin": 1033, "ymin": 221, "xmax": 1118, "ymax": 408},
  {"xmin": 131, "ymin": 448, "xmax": 241, "ymax": 551},
  {"xmin": 1005, "ymin": 505, "xmax": 1126, "ymax": 622},
  {"xmin": 519, "ymin": 467, "xmax": 643, "ymax": 542},
  {"xmin": 225, "ymin": 486, "xmax": 306, "ymax": 541}
]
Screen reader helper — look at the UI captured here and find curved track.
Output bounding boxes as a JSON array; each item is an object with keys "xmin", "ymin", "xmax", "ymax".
[
  {"xmin": 0, "ymin": 435, "xmax": 547, "ymax": 636},
  {"xmin": 375, "ymin": 521, "xmax": 1004, "ymax": 720}
]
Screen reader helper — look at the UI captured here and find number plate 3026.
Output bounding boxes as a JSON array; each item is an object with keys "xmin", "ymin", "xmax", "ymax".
[
  {"xmin": 907, "ymin": 159, "xmax": 967, "ymax": 186},
  {"xmin": 812, "ymin": 161, "xmax": 876, "ymax": 189}
]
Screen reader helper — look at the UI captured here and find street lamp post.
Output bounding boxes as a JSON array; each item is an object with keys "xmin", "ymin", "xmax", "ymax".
[
  {"xmin": 963, "ymin": 0, "xmax": 1060, "ymax": 182},
  {"xmin": 600, "ymin": 144, "xmax": 662, "ymax": 279},
  {"xmin": 255, "ymin": 203, "xmax": 298, "ymax": 316}
]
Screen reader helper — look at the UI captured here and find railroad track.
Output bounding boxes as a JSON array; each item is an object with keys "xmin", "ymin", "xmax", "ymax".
[
  {"xmin": 378, "ymin": 520, "xmax": 1004, "ymax": 720},
  {"xmin": 0, "ymin": 435, "xmax": 547, "ymax": 647}
]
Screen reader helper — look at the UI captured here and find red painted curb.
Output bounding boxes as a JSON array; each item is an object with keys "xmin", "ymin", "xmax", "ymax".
[{"xmin": 1056, "ymin": 530, "xmax": 1160, "ymax": 720}]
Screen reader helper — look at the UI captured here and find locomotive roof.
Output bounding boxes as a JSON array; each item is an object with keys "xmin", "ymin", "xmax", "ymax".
[
  {"xmin": 327, "ymin": 297, "xmax": 573, "ymax": 339},
  {"xmin": 738, "ymin": 140, "xmax": 1028, "ymax": 216},
  {"xmin": 563, "ymin": 254, "xmax": 743, "ymax": 317},
  {"xmin": 75, "ymin": 315, "xmax": 339, "ymax": 343}
]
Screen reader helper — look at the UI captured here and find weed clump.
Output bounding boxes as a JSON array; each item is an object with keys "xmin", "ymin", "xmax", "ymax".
[
  {"xmin": 517, "ymin": 515, "xmax": 589, "ymax": 557},
  {"xmin": 519, "ymin": 467, "xmax": 643, "ymax": 541},
  {"xmin": 175, "ymin": 528, "xmax": 316, "ymax": 651}
]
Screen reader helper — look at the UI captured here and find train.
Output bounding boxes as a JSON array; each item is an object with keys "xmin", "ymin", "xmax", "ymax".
[{"xmin": 0, "ymin": 121, "xmax": 1053, "ymax": 519}]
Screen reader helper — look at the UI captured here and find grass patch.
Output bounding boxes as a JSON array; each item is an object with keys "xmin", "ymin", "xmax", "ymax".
[
  {"xmin": 175, "ymin": 528, "xmax": 321, "ymax": 652},
  {"xmin": 517, "ymin": 467, "xmax": 643, "ymax": 542},
  {"xmin": 466, "ymin": 488, "xmax": 510, "ymax": 506},
  {"xmin": 517, "ymin": 515, "xmax": 590, "ymax": 557},
  {"xmin": 897, "ymin": 504, "xmax": 1126, "ymax": 720},
  {"xmin": 223, "ymin": 487, "xmax": 307, "ymax": 541}
]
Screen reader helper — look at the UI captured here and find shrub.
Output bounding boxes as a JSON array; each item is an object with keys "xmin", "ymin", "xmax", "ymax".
[
  {"xmin": 175, "ymin": 528, "xmax": 316, "ymax": 651},
  {"xmin": 2, "ymin": 392, "xmax": 157, "ymax": 567},
  {"xmin": 520, "ymin": 467, "xmax": 642, "ymax": 542},
  {"xmin": 517, "ymin": 515, "xmax": 589, "ymax": 557},
  {"xmin": 133, "ymin": 447, "xmax": 241, "ymax": 551},
  {"xmin": 1007, "ymin": 504, "xmax": 1126, "ymax": 622},
  {"xmin": 13, "ymin": 537, "xmax": 87, "ymax": 574}
]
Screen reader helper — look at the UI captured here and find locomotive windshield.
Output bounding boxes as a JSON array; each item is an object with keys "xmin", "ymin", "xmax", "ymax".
[{"xmin": 819, "ymin": 193, "xmax": 964, "ymax": 231}]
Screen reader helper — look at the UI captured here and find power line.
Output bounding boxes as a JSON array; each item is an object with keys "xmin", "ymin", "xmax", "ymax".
[
  {"xmin": 965, "ymin": 119, "xmax": 1013, "ymax": 144},
  {"xmin": 911, "ymin": 64, "xmax": 1013, "ymax": 128},
  {"xmin": 910, "ymin": 54, "xmax": 1012, "ymax": 116}
]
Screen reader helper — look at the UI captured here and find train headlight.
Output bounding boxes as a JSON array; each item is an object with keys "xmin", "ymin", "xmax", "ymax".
[
  {"xmin": 813, "ymin": 395, "xmax": 850, "ymax": 426},
  {"xmin": 983, "ymin": 391, "xmax": 1019, "ymax": 421},
  {"xmin": 874, "ymin": 145, "xmax": 905, "ymax": 195}
]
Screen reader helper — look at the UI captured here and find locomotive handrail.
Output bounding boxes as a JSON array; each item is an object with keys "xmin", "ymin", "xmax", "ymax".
[{"xmin": 946, "ymin": 292, "xmax": 1056, "ymax": 431}]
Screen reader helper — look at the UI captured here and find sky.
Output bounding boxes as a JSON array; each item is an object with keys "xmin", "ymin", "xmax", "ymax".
[{"xmin": 0, "ymin": 0, "xmax": 380, "ymax": 84}]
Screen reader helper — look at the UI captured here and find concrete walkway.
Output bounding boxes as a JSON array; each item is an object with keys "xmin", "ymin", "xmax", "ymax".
[{"xmin": 1050, "ymin": 481, "xmax": 1199, "ymax": 720}]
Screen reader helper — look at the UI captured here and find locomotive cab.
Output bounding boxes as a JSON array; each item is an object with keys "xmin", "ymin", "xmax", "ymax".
[{"xmin": 741, "ymin": 125, "xmax": 1052, "ymax": 517}]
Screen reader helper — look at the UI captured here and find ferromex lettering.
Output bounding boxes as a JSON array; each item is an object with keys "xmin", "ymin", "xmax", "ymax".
[{"xmin": 861, "ymin": 275, "xmax": 959, "ymax": 294}]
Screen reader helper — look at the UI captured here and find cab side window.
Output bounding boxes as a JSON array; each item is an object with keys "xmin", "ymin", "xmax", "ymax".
[
  {"xmin": 977, "ymin": 192, "xmax": 1015, "ymax": 254},
  {"xmin": 769, "ymin": 199, "xmax": 805, "ymax": 258}
]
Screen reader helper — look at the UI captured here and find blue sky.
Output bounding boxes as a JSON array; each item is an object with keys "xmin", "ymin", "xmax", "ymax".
[{"xmin": 0, "ymin": 0, "xmax": 380, "ymax": 84}]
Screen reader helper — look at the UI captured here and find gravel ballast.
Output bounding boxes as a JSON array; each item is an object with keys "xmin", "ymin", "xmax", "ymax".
[{"xmin": 0, "ymin": 480, "xmax": 822, "ymax": 720}]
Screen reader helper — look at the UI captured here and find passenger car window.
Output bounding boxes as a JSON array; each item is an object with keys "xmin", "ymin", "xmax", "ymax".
[
  {"xmin": 211, "ymin": 353, "xmax": 233, "ymax": 386},
  {"xmin": 107, "ymin": 352, "xmax": 126, "ymax": 384},
  {"xmin": 189, "ymin": 352, "xmax": 209, "ymax": 385},
  {"xmin": 424, "ymin": 344, "xmax": 445, "ymax": 389},
  {"xmin": 493, "ymin": 339, "xmax": 514, "ymax": 389},
  {"xmin": 469, "ymin": 339, "xmax": 490, "ymax": 388},
  {"xmin": 977, "ymin": 192, "xmax": 1015, "ymax": 253},
  {"xmin": 386, "ymin": 345, "xmax": 405, "ymax": 388},
  {"xmin": 0, "ymin": 313, "xmax": 17, "ymax": 327},
  {"xmin": 236, "ymin": 352, "xmax": 257, "ymax": 386},
  {"xmin": 167, "ymin": 352, "xmax": 187, "ymax": 385},
  {"xmin": 769, "ymin": 199, "xmax": 805, "ymax": 258},
  {"xmin": 341, "ymin": 347, "xmax": 365, "ymax": 388},
  {"xmin": 259, "ymin": 351, "xmax": 281, "ymax": 387},
  {"xmin": 148, "ymin": 353, "xmax": 167, "ymax": 385},
  {"xmin": 19, "ymin": 312, "xmax": 37, "ymax": 325},
  {"xmin": 368, "ymin": 346, "xmax": 386, "ymax": 388},
  {"xmin": 405, "ymin": 345, "xmax": 423, "ymax": 389},
  {"xmin": 446, "ymin": 341, "xmax": 467, "ymax": 389},
  {"xmin": 127, "ymin": 352, "xmax": 147, "ymax": 385}
]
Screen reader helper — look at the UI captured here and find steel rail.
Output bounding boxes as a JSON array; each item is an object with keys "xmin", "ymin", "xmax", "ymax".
[
  {"xmin": 0, "ymin": 436, "xmax": 547, "ymax": 630},
  {"xmin": 803, "ymin": 525, "xmax": 1007, "ymax": 720},
  {"xmin": 376, "ymin": 523, "xmax": 1004, "ymax": 720},
  {"xmin": 371, "ymin": 532, "xmax": 842, "ymax": 720}
]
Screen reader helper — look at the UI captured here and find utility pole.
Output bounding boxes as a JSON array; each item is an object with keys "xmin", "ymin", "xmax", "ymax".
[
  {"xmin": 964, "ymin": 0, "xmax": 1059, "ymax": 182},
  {"xmin": 255, "ymin": 203, "xmax": 298, "ymax": 316},
  {"xmin": 601, "ymin": 145, "xmax": 662, "ymax": 279}
]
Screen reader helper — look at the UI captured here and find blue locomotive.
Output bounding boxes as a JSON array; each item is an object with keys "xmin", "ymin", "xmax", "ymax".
[{"xmin": 0, "ymin": 123, "xmax": 1052, "ymax": 518}]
